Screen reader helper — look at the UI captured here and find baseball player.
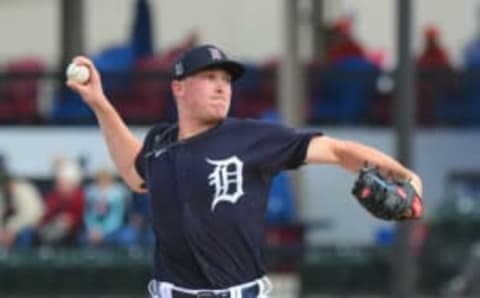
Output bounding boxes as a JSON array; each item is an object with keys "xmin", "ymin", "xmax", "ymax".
[{"xmin": 67, "ymin": 44, "xmax": 423, "ymax": 298}]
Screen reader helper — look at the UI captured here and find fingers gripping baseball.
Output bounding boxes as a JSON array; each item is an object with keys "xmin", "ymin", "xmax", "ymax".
[
  {"xmin": 65, "ymin": 56, "xmax": 108, "ymax": 110},
  {"xmin": 67, "ymin": 62, "xmax": 90, "ymax": 84}
]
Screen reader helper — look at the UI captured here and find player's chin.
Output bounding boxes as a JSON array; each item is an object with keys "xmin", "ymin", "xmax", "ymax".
[
  {"xmin": 209, "ymin": 107, "xmax": 229, "ymax": 120},
  {"xmin": 203, "ymin": 112, "xmax": 227, "ymax": 125}
]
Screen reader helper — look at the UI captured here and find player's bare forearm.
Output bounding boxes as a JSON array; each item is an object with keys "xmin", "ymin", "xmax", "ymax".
[
  {"xmin": 93, "ymin": 102, "xmax": 146, "ymax": 193},
  {"xmin": 306, "ymin": 136, "xmax": 422, "ymax": 196},
  {"xmin": 66, "ymin": 56, "xmax": 145, "ymax": 193}
]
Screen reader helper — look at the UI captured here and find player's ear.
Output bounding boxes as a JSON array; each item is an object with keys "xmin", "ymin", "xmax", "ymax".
[{"xmin": 171, "ymin": 80, "xmax": 184, "ymax": 97}]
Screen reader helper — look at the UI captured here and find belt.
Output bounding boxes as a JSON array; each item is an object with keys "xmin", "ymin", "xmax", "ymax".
[
  {"xmin": 170, "ymin": 284, "xmax": 258, "ymax": 298},
  {"xmin": 148, "ymin": 276, "xmax": 272, "ymax": 298}
]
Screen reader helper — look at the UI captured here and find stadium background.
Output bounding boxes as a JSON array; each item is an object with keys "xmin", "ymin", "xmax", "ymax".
[{"xmin": 1, "ymin": 0, "xmax": 480, "ymax": 297}]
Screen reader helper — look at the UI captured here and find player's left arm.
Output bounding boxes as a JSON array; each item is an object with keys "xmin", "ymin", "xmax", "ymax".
[{"xmin": 304, "ymin": 135, "xmax": 423, "ymax": 197}]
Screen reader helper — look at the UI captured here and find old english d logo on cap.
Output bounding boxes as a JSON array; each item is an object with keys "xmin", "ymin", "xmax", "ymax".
[
  {"xmin": 174, "ymin": 62, "xmax": 184, "ymax": 77},
  {"xmin": 172, "ymin": 44, "xmax": 245, "ymax": 81},
  {"xmin": 208, "ymin": 47, "xmax": 223, "ymax": 61}
]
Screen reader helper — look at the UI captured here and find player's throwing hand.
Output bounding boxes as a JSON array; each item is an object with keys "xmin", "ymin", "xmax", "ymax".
[{"xmin": 65, "ymin": 56, "xmax": 109, "ymax": 111}]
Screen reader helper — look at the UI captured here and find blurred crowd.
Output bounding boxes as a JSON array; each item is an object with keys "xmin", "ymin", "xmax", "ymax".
[
  {"xmin": 1, "ymin": 17, "xmax": 480, "ymax": 127},
  {"xmin": 0, "ymin": 154, "xmax": 155, "ymax": 251},
  {"xmin": 0, "ymin": 151, "xmax": 297, "ymax": 252}
]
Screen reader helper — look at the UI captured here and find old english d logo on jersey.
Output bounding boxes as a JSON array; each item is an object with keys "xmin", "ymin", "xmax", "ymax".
[{"xmin": 206, "ymin": 156, "xmax": 244, "ymax": 211}]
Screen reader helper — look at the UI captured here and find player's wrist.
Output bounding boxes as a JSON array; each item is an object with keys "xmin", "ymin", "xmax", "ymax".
[{"xmin": 91, "ymin": 95, "xmax": 114, "ymax": 114}]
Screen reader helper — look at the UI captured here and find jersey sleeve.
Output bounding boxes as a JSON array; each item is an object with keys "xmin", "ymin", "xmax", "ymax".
[
  {"xmin": 253, "ymin": 121, "xmax": 322, "ymax": 174},
  {"xmin": 134, "ymin": 131, "xmax": 152, "ymax": 180}
]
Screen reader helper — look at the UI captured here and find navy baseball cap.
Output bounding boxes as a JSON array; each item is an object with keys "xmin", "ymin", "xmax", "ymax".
[{"xmin": 172, "ymin": 45, "xmax": 245, "ymax": 81}]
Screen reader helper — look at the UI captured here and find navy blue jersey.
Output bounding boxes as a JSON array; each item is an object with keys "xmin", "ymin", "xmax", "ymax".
[{"xmin": 135, "ymin": 117, "xmax": 319, "ymax": 289}]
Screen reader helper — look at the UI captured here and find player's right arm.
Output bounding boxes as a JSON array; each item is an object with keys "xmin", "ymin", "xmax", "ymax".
[{"xmin": 66, "ymin": 56, "xmax": 146, "ymax": 193}]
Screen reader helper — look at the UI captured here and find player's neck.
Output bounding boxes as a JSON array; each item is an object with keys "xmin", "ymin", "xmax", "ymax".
[{"xmin": 177, "ymin": 117, "xmax": 222, "ymax": 140}]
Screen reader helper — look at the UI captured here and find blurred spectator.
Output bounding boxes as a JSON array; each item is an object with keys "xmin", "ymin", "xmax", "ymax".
[
  {"xmin": 366, "ymin": 48, "xmax": 390, "ymax": 70},
  {"xmin": 233, "ymin": 60, "xmax": 278, "ymax": 119},
  {"xmin": 256, "ymin": 111, "xmax": 302, "ymax": 272},
  {"xmin": 416, "ymin": 25, "xmax": 454, "ymax": 125},
  {"xmin": 311, "ymin": 56, "xmax": 380, "ymax": 124},
  {"xmin": 309, "ymin": 17, "xmax": 379, "ymax": 125},
  {"xmin": 416, "ymin": 25, "xmax": 457, "ymax": 126},
  {"xmin": 417, "ymin": 26, "xmax": 451, "ymax": 68},
  {"xmin": 261, "ymin": 111, "xmax": 296, "ymax": 224},
  {"xmin": 80, "ymin": 168, "xmax": 135, "ymax": 247},
  {"xmin": 326, "ymin": 17, "xmax": 365, "ymax": 64},
  {"xmin": 233, "ymin": 63, "xmax": 264, "ymax": 118},
  {"xmin": 126, "ymin": 192, "xmax": 154, "ymax": 247},
  {"xmin": 38, "ymin": 159, "xmax": 85, "ymax": 246},
  {"xmin": 0, "ymin": 155, "xmax": 44, "ymax": 250}
]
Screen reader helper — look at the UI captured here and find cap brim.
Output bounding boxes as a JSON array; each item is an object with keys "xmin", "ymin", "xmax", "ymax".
[{"xmin": 184, "ymin": 61, "xmax": 245, "ymax": 82}]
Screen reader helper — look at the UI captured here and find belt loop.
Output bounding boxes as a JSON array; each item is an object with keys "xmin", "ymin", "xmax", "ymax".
[
  {"xmin": 258, "ymin": 277, "xmax": 272, "ymax": 298},
  {"xmin": 148, "ymin": 280, "xmax": 160, "ymax": 298},
  {"xmin": 161, "ymin": 282, "xmax": 173, "ymax": 298},
  {"xmin": 230, "ymin": 285, "xmax": 241, "ymax": 298},
  {"xmin": 257, "ymin": 279, "xmax": 265, "ymax": 296}
]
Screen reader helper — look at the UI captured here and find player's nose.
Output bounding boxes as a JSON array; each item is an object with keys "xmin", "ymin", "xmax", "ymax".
[{"xmin": 214, "ymin": 80, "xmax": 227, "ymax": 94}]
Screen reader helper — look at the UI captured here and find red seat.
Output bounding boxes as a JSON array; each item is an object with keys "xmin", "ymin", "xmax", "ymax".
[
  {"xmin": 112, "ymin": 35, "xmax": 196, "ymax": 123},
  {"xmin": 0, "ymin": 58, "xmax": 44, "ymax": 124},
  {"xmin": 110, "ymin": 56, "xmax": 172, "ymax": 123}
]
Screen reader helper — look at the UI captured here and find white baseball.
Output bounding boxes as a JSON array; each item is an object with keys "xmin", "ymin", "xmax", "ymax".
[{"xmin": 66, "ymin": 63, "xmax": 90, "ymax": 84}]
